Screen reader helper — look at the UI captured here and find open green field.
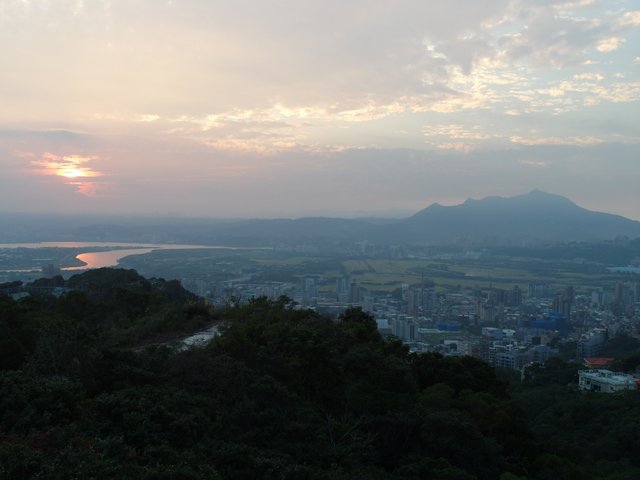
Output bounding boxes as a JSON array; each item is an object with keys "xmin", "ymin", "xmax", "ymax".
[
  {"xmin": 255, "ymin": 257, "xmax": 319, "ymax": 266},
  {"xmin": 334, "ymin": 257, "xmax": 624, "ymax": 294},
  {"xmin": 251, "ymin": 253, "xmax": 629, "ymax": 294}
]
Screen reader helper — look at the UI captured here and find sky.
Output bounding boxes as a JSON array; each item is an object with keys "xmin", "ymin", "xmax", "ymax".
[{"xmin": 1, "ymin": 0, "xmax": 639, "ymax": 219}]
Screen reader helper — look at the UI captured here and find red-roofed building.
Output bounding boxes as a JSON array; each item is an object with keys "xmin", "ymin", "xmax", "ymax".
[{"xmin": 583, "ymin": 357, "xmax": 614, "ymax": 369}]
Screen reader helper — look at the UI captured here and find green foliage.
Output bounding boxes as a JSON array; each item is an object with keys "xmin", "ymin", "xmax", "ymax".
[
  {"xmin": 0, "ymin": 371, "xmax": 83, "ymax": 434},
  {"xmin": 601, "ymin": 334, "xmax": 640, "ymax": 358},
  {"xmin": 0, "ymin": 295, "xmax": 40, "ymax": 370},
  {"xmin": 2, "ymin": 269, "xmax": 639, "ymax": 479},
  {"xmin": 29, "ymin": 275, "xmax": 65, "ymax": 288},
  {"xmin": 512, "ymin": 363, "xmax": 640, "ymax": 479},
  {"xmin": 520, "ymin": 357, "xmax": 580, "ymax": 387},
  {"xmin": 0, "ymin": 268, "xmax": 216, "ymax": 376},
  {"xmin": 612, "ymin": 351, "xmax": 640, "ymax": 373},
  {"xmin": 411, "ymin": 351, "xmax": 509, "ymax": 398}
]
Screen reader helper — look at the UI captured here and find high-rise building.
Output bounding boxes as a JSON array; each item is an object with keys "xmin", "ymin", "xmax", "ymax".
[
  {"xmin": 591, "ymin": 288, "xmax": 604, "ymax": 306},
  {"xmin": 552, "ymin": 286, "xmax": 573, "ymax": 322},
  {"xmin": 577, "ymin": 328, "xmax": 608, "ymax": 359},
  {"xmin": 528, "ymin": 282, "xmax": 553, "ymax": 298},
  {"xmin": 348, "ymin": 283, "xmax": 357, "ymax": 303},
  {"xmin": 510, "ymin": 285, "xmax": 522, "ymax": 307}
]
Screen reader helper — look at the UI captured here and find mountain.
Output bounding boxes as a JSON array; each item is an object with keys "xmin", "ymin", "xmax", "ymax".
[
  {"xmin": 1, "ymin": 190, "xmax": 638, "ymax": 246},
  {"xmin": 382, "ymin": 190, "xmax": 640, "ymax": 245}
]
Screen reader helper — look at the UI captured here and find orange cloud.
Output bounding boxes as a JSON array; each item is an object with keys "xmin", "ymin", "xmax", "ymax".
[
  {"xmin": 65, "ymin": 181, "xmax": 110, "ymax": 197},
  {"xmin": 30, "ymin": 152, "xmax": 106, "ymax": 197},
  {"xmin": 31, "ymin": 152, "xmax": 103, "ymax": 178}
]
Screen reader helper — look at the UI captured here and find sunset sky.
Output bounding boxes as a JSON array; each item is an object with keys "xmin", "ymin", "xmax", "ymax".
[{"xmin": 1, "ymin": 0, "xmax": 639, "ymax": 219}]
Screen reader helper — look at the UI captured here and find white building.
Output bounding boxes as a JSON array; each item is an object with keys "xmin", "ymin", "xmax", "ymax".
[{"xmin": 578, "ymin": 369, "xmax": 638, "ymax": 393}]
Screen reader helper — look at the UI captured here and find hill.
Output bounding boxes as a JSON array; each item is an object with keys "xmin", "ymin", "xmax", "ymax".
[{"xmin": 382, "ymin": 190, "xmax": 640, "ymax": 245}]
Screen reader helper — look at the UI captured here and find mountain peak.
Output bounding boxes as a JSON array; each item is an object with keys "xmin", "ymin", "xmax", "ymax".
[
  {"xmin": 523, "ymin": 189, "xmax": 566, "ymax": 199},
  {"xmin": 517, "ymin": 189, "xmax": 578, "ymax": 207},
  {"xmin": 477, "ymin": 190, "xmax": 576, "ymax": 208},
  {"xmin": 401, "ymin": 190, "xmax": 640, "ymax": 244}
]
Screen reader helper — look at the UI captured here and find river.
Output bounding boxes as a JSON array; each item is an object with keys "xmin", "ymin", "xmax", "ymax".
[{"xmin": 0, "ymin": 242, "xmax": 240, "ymax": 271}]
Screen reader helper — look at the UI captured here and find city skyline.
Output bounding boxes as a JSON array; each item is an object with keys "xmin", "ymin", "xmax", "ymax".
[{"xmin": 1, "ymin": 1, "xmax": 639, "ymax": 219}]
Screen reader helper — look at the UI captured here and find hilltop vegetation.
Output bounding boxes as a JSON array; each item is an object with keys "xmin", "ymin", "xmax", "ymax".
[
  {"xmin": 0, "ymin": 268, "xmax": 212, "ymax": 366},
  {"xmin": 1, "ymin": 269, "xmax": 639, "ymax": 479}
]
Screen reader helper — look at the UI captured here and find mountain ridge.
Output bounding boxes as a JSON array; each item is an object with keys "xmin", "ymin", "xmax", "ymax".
[
  {"xmin": 389, "ymin": 190, "xmax": 640, "ymax": 245},
  {"xmin": 1, "ymin": 190, "xmax": 639, "ymax": 246}
]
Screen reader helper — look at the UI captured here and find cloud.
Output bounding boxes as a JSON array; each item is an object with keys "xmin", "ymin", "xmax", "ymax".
[
  {"xmin": 573, "ymin": 73, "xmax": 603, "ymax": 81},
  {"xmin": 423, "ymin": 123, "xmax": 497, "ymax": 151},
  {"xmin": 503, "ymin": 74, "xmax": 640, "ymax": 114},
  {"xmin": 1, "ymin": 128, "xmax": 639, "ymax": 219},
  {"xmin": 28, "ymin": 152, "xmax": 107, "ymax": 196},
  {"xmin": 0, "ymin": 0, "xmax": 512, "ymax": 120},
  {"xmin": 494, "ymin": 3, "xmax": 640, "ymax": 70},
  {"xmin": 1, "ymin": 1, "xmax": 637, "ymax": 141},
  {"xmin": 0, "ymin": 1, "xmax": 639, "ymax": 219},
  {"xmin": 619, "ymin": 11, "xmax": 640, "ymax": 27},
  {"xmin": 520, "ymin": 159, "xmax": 549, "ymax": 167},
  {"xmin": 596, "ymin": 37, "xmax": 625, "ymax": 53},
  {"xmin": 65, "ymin": 181, "xmax": 110, "ymax": 197},
  {"xmin": 30, "ymin": 153, "xmax": 103, "ymax": 178},
  {"xmin": 423, "ymin": 124, "xmax": 494, "ymax": 141},
  {"xmin": 510, "ymin": 135, "xmax": 603, "ymax": 146}
]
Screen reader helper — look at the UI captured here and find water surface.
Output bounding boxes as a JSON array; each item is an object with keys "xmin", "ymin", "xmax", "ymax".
[{"xmin": 0, "ymin": 242, "xmax": 238, "ymax": 271}]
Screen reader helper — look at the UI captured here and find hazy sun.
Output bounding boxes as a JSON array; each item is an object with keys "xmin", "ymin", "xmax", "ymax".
[
  {"xmin": 31, "ymin": 153, "xmax": 103, "ymax": 179},
  {"xmin": 58, "ymin": 167, "xmax": 89, "ymax": 178}
]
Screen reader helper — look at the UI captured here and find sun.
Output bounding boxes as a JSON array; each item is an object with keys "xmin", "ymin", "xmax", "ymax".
[
  {"xmin": 58, "ymin": 166, "xmax": 89, "ymax": 178},
  {"xmin": 30, "ymin": 152, "xmax": 104, "ymax": 194}
]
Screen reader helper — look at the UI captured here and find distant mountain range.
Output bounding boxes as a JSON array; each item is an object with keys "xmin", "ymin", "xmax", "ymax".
[
  {"xmin": 2, "ymin": 190, "xmax": 639, "ymax": 246},
  {"xmin": 378, "ymin": 189, "xmax": 640, "ymax": 245}
]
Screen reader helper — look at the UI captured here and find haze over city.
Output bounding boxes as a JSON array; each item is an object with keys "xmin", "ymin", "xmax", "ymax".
[{"xmin": 1, "ymin": 0, "xmax": 639, "ymax": 219}]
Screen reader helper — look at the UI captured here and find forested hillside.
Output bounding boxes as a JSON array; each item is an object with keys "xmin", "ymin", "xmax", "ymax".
[{"xmin": 1, "ymin": 269, "xmax": 639, "ymax": 479}]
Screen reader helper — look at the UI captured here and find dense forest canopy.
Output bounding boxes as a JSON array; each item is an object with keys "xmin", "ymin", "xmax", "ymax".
[{"xmin": 1, "ymin": 268, "xmax": 639, "ymax": 479}]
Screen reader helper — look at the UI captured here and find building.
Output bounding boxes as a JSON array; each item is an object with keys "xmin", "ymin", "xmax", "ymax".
[
  {"xmin": 510, "ymin": 285, "xmax": 523, "ymax": 307},
  {"xmin": 492, "ymin": 346, "xmax": 526, "ymax": 370},
  {"xmin": 336, "ymin": 275, "xmax": 350, "ymax": 301},
  {"xmin": 583, "ymin": 357, "xmax": 614, "ymax": 369},
  {"xmin": 552, "ymin": 286, "xmax": 573, "ymax": 322},
  {"xmin": 591, "ymin": 287, "xmax": 605, "ymax": 306},
  {"xmin": 577, "ymin": 328, "xmax": 608, "ymax": 359},
  {"xmin": 391, "ymin": 315, "xmax": 417, "ymax": 342},
  {"xmin": 526, "ymin": 344, "xmax": 560, "ymax": 364},
  {"xmin": 523, "ymin": 311, "xmax": 568, "ymax": 336},
  {"xmin": 528, "ymin": 282, "xmax": 553, "ymax": 299},
  {"xmin": 348, "ymin": 282, "xmax": 358, "ymax": 303},
  {"xmin": 41, "ymin": 263, "xmax": 60, "ymax": 277},
  {"xmin": 578, "ymin": 369, "xmax": 638, "ymax": 393},
  {"xmin": 478, "ymin": 303, "xmax": 496, "ymax": 324}
]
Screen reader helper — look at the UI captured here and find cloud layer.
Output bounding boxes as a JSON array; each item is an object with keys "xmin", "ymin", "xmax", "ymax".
[{"xmin": 1, "ymin": 0, "xmax": 638, "ymax": 219}]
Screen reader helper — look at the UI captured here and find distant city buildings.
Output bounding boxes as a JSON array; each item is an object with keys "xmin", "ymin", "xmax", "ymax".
[
  {"xmin": 4, "ymin": 240, "xmax": 640, "ymax": 382},
  {"xmin": 528, "ymin": 282, "xmax": 554, "ymax": 299},
  {"xmin": 41, "ymin": 263, "xmax": 60, "ymax": 277},
  {"xmin": 136, "ymin": 257, "xmax": 640, "ymax": 379}
]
